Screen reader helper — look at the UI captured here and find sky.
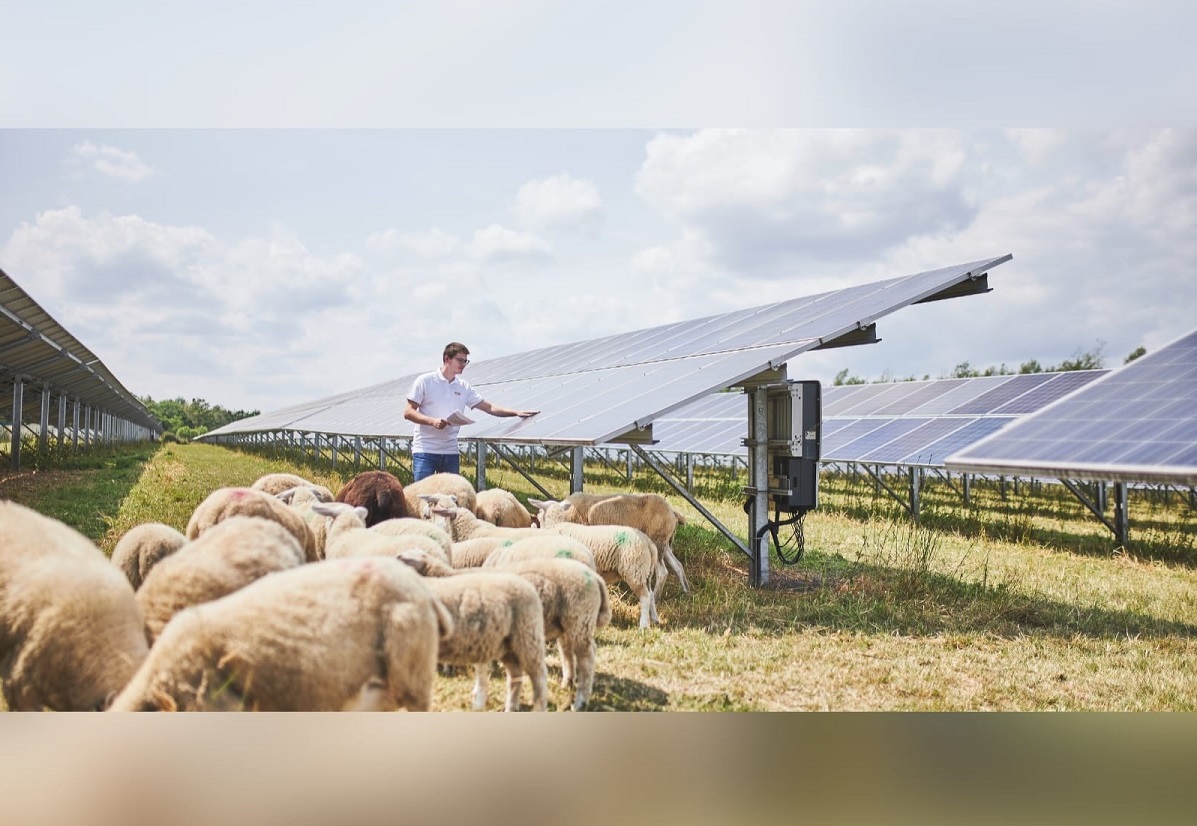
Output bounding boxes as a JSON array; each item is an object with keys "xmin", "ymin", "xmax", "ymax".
[{"xmin": 2, "ymin": 1, "xmax": 1195, "ymax": 417}]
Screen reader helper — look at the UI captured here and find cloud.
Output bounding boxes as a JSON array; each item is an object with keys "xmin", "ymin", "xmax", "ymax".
[
  {"xmin": 469, "ymin": 224, "xmax": 552, "ymax": 263},
  {"xmin": 366, "ymin": 227, "xmax": 461, "ymax": 258},
  {"xmin": 511, "ymin": 173, "xmax": 603, "ymax": 231},
  {"xmin": 634, "ymin": 129, "xmax": 976, "ymax": 273},
  {"xmin": 72, "ymin": 141, "xmax": 157, "ymax": 182}
]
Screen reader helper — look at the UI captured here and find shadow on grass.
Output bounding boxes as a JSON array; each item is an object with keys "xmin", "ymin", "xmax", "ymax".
[{"xmin": 588, "ymin": 673, "xmax": 672, "ymax": 711}]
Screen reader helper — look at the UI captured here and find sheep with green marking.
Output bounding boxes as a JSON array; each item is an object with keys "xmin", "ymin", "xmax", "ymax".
[{"xmin": 540, "ymin": 521, "xmax": 661, "ymax": 628}]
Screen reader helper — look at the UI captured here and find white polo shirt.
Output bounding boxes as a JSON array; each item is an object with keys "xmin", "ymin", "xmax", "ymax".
[{"xmin": 407, "ymin": 368, "xmax": 483, "ymax": 455}]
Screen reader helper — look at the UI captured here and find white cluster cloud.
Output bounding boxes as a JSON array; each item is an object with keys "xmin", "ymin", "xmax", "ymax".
[
  {"xmin": 72, "ymin": 141, "xmax": 157, "ymax": 182},
  {"xmin": 512, "ymin": 173, "xmax": 603, "ymax": 231}
]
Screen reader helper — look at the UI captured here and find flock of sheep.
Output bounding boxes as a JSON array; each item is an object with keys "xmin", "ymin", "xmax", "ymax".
[{"xmin": 0, "ymin": 469, "xmax": 689, "ymax": 712}]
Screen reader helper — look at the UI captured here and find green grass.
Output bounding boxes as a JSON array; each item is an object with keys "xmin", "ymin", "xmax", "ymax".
[{"xmin": 5, "ymin": 441, "xmax": 1197, "ymax": 711}]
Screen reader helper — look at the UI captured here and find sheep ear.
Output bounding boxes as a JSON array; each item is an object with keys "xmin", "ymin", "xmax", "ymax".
[
  {"xmin": 419, "ymin": 494, "xmax": 438, "ymax": 503},
  {"xmin": 354, "ymin": 506, "xmax": 369, "ymax": 522},
  {"xmin": 527, "ymin": 498, "xmax": 547, "ymax": 510},
  {"xmin": 276, "ymin": 487, "xmax": 299, "ymax": 503},
  {"xmin": 396, "ymin": 551, "xmax": 427, "ymax": 575},
  {"xmin": 311, "ymin": 502, "xmax": 341, "ymax": 517}
]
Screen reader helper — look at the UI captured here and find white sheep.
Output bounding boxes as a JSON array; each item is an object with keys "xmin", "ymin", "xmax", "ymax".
[
  {"xmin": 370, "ymin": 517, "xmax": 454, "ymax": 558},
  {"xmin": 314, "ymin": 502, "xmax": 452, "ymax": 565},
  {"xmin": 429, "ymin": 505, "xmax": 543, "ymax": 544},
  {"xmin": 449, "ymin": 536, "xmax": 514, "ymax": 568},
  {"xmin": 403, "ymin": 472, "xmax": 477, "ymax": 515},
  {"xmin": 530, "ymin": 493, "xmax": 689, "ymax": 596},
  {"xmin": 543, "ymin": 522, "xmax": 661, "ymax": 628},
  {"xmin": 135, "ymin": 515, "xmax": 308, "ymax": 644},
  {"xmin": 251, "ymin": 472, "xmax": 335, "ymax": 502},
  {"xmin": 480, "ymin": 534, "xmax": 598, "ymax": 572},
  {"xmin": 186, "ymin": 486, "xmax": 319, "ymax": 563},
  {"xmin": 1, "ymin": 501, "xmax": 150, "ymax": 711},
  {"xmin": 108, "ymin": 556, "xmax": 454, "ymax": 711},
  {"xmin": 474, "ymin": 488, "xmax": 534, "ymax": 528},
  {"xmin": 109, "ymin": 521, "xmax": 188, "ymax": 591},
  {"xmin": 396, "ymin": 550, "xmax": 549, "ymax": 712},
  {"xmin": 488, "ymin": 557, "xmax": 612, "ymax": 711}
]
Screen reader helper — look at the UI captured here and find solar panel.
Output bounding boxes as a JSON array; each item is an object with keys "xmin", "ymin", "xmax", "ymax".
[
  {"xmin": 947, "ymin": 373, "xmax": 1056, "ymax": 415},
  {"xmin": 204, "ymin": 255, "xmax": 1013, "ymax": 446},
  {"xmin": 945, "ymin": 328, "xmax": 1197, "ymax": 485}
]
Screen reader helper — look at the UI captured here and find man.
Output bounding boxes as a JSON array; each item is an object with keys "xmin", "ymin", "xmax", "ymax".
[{"xmin": 404, "ymin": 342, "xmax": 538, "ymax": 481}]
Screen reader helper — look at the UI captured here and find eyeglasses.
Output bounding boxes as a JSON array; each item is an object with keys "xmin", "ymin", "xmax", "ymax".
[{"xmin": 452, "ymin": 356, "xmax": 470, "ymax": 366}]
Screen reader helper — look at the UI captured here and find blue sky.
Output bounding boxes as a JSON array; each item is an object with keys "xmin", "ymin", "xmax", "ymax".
[{"xmin": 2, "ymin": 2, "xmax": 1195, "ymax": 415}]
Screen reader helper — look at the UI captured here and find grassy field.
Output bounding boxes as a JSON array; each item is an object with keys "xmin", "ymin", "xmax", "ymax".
[{"xmin": 3, "ymin": 440, "xmax": 1196, "ymax": 711}]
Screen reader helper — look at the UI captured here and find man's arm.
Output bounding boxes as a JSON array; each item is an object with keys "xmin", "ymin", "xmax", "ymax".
[{"xmin": 474, "ymin": 400, "xmax": 538, "ymax": 418}]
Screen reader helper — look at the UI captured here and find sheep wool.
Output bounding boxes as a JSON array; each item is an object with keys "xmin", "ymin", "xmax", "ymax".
[
  {"xmin": 403, "ymin": 472, "xmax": 477, "ymax": 516},
  {"xmin": 109, "ymin": 556, "xmax": 453, "ymax": 712},
  {"xmin": 491, "ymin": 557, "xmax": 611, "ymax": 711},
  {"xmin": 1, "ymin": 501, "xmax": 150, "ymax": 711},
  {"xmin": 530, "ymin": 493, "xmax": 689, "ymax": 596},
  {"xmin": 110, "ymin": 521, "xmax": 188, "ymax": 591},
  {"xmin": 473, "ymin": 488, "xmax": 534, "ymax": 528},
  {"xmin": 449, "ymin": 536, "xmax": 514, "ymax": 569},
  {"xmin": 135, "ymin": 515, "xmax": 308, "ymax": 644},
  {"xmin": 545, "ymin": 522, "xmax": 661, "ymax": 628},
  {"xmin": 251, "ymin": 472, "xmax": 335, "ymax": 502},
  {"xmin": 481, "ymin": 534, "xmax": 598, "ymax": 572},
  {"xmin": 186, "ymin": 487, "xmax": 319, "ymax": 563},
  {"xmin": 430, "ymin": 505, "xmax": 542, "ymax": 544},
  {"xmin": 397, "ymin": 550, "xmax": 549, "ymax": 712}
]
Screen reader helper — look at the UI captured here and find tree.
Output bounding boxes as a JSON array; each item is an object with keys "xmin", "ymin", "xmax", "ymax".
[
  {"xmin": 1124, "ymin": 345, "xmax": 1147, "ymax": 364},
  {"xmin": 834, "ymin": 368, "xmax": 867, "ymax": 386},
  {"xmin": 139, "ymin": 396, "xmax": 260, "ymax": 437}
]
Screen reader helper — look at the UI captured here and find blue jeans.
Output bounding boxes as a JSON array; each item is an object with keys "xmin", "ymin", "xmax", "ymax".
[{"xmin": 412, "ymin": 452, "xmax": 460, "ymax": 481}]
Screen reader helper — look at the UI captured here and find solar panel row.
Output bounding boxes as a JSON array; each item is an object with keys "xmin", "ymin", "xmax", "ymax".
[
  {"xmin": 946, "ymin": 329, "xmax": 1197, "ymax": 485},
  {"xmin": 649, "ymin": 370, "xmax": 1109, "ymax": 470}
]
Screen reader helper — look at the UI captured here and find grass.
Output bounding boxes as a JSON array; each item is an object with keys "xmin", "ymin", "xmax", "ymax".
[{"xmin": 4, "ymin": 441, "xmax": 1197, "ymax": 711}]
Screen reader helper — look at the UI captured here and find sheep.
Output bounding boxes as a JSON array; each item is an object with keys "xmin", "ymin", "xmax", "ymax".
[
  {"xmin": 370, "ymin": 517, "xmax": 454, "ymax": 559},
  {"xmin": 395, "ymin": 550, "xmax": 548, "ymax": 712},
  {"xmin": 481, "ymin": 534, "xmax": 598, "ymax": 572},
  {"xmin": 474, "ymin": 488, "xmax": 534, "ymax": 528},
  {"xmin": 529, "ymin": 493, "xmax": 690, "ymax": 596},
  {"xmin": 313, "ymin": 502, "xmax": 452, "ymax": 565},
  {"xmin": 488, "ymin": 557, "xmax": 612, "ymax": 711},
  {"xmin": 403, "ymin": 472, "xmax": 477, "ymax": 515},
  {"xmin": 186, "ymin": 487, "xmax": 319, "ymax": 563},
  {"xmin": 0, "ymin": 501, "xmax": 150, "ymax": 711},
  {"xmin": 449, "ymin": 536, "xmax": 514, "ymax": 569},
  {"xmin": 251, "ymin": 472, "xmax": 335, "ymax": 502},
  {"xmin": 110, "ymin": 521, "xmax": 188, "ymax": 591},
  {"xmin": 108, "ymin": 556, "xmax": 454, "ymax": 712},
  {"xmin": 335, "ymin": 470, "xmax": 408, "ymax": 526},
  {"xmin": 430, "ymin": 505, "xmax": 543, "ymax": 544},
  {"xmin": 135, "ymin": 516, "xmax": 308, "ymax": 644},
  {"xmin": 543, "ymin": 522, "xmax": 661, "ymax": 628}
]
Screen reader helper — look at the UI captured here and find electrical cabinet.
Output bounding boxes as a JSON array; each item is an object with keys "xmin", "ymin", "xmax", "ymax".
[{"xmin": 746, "ymin": 380, "xmax": 821, "ymax": 512}]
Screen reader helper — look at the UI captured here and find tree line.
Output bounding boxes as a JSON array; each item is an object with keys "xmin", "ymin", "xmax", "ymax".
[
  {"xmin": 139, "ymin": 396, "xmax": 260, "ymax": 442},
  {"xmin": 834, "ymin": 342, "xmax": 1147, "ymax": 386}
]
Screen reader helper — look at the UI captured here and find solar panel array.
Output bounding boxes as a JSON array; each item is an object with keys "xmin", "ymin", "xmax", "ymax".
[
  {"xmin": 946, "ymin": 328, "xmax": 1197, "ymax": 485},
  {"xmin": 1, "ymin": 267, "xmax": 160, "ymax": 433},
  {"xmin": 649, "ymin": 370, "xmax": 1110, "ymax": 469},
  {"xmin": 204, "ymin": 255, "xmax": 1012, "ymax": 446}
]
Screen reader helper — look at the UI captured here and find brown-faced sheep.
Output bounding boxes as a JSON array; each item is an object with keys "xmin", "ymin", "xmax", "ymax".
[
  {"xmin": 135, "ymin": 516, "xmax": 308, "ymax": 644},
  {"xmin": 474, "ymin": 488, "xmax": 534, "ymax": 528},
  {"xmin": 335, "ymin": 470, "xmax": 408, "ymax": 527},
  {"xmin": 109, "ymin": 522, "xmax": 188, "ymax": 591},
  {"xmin": 1, "ymin": 501, "xmax": 150, "ymax": 711},
  {"xmin": 186, "ymin": 487, "xmax": 319, "ymax": 563},
  {"xmin": 108, "ymin": 556, "xmax": 454, "ymax": 711}
]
